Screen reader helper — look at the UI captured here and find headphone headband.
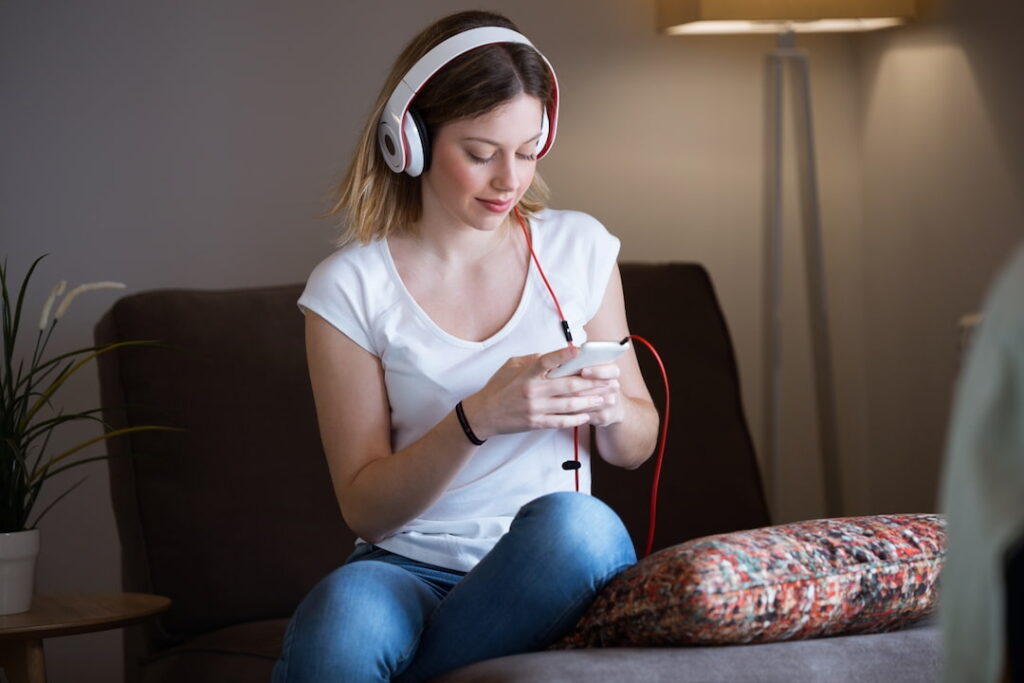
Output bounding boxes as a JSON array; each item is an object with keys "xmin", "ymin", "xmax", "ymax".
[{"xmin": 378, "ymin": 26, "xmax": 559, "ymax": 176}]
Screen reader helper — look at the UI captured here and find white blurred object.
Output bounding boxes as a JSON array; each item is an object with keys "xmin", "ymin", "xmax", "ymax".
[{"xmin": 958, "ymin": 312, "xmax": 983, "ymax": 357}]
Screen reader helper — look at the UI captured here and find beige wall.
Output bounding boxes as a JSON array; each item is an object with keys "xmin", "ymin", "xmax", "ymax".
[
  {"xmin": 1, "ymin": 1, "xmax": 1018, "ymax": 680},
  {"xmin": 857, "ymin": 7, "xmax": 1024, "ymax": 517}
]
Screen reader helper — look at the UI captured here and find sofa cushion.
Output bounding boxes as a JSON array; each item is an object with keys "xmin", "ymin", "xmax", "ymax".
[
  {"xmin": 554, "ymin": 514, "xmax": 945, "ymax": 647},
  {"xmin": 141, "ymin": 619, "xmax": 285, "ymax": 683},
  {"xmin": 439, "ymin": 620, "xmax": 940, "ymax": 683}
]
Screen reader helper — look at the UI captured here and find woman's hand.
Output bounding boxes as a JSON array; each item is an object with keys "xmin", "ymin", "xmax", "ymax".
[
  {"xmin": 461, "ymin": 346, "xmax": 620, "ymax": 439},
  {"xmin": 577, "ymin": 363, "xmax": 625, "ymax": 427}
]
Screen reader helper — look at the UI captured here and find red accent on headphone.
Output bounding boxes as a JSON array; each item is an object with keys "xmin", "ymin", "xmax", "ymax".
[{"xmin": 513, "ymin": 208, "xmax": 669, "ymax": 557}]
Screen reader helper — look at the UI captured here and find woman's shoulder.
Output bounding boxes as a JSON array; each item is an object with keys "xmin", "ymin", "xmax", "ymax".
[
  {"xmin": 306, "ymin": 239, "xmax": 387, "ymax": 287},
  {"xmin": 298, "ymin": 238, "xmax": 398, "ymax": 352},
  {"xmin": 301, "ymin": 239, "xmax": 398, "ymax": 316},
  {"xmin": 533, "ymin": 208, "xmax": 619, "ymax": 255},
  {"xmin": 534, "ymin": 208, "xmax": 608, "ymax": 233}
]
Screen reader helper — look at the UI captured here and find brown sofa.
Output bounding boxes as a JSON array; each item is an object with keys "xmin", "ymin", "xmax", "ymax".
[{"xmin": 95, "ymin": 262, "xmax": 940, "ymax": 682}]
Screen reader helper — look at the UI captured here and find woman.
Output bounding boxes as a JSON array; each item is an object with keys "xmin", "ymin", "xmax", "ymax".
[{"xmin": 274, "ymin": 10, "xmax": 659, "ymax": 682}]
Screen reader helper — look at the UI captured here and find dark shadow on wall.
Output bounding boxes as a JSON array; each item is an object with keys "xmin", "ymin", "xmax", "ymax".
[{"xmin": 946, "ymin": 0, "xmax": 1024, "ymax": 183}]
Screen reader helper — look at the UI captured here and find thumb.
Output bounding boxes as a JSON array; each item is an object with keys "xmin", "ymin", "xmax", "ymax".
[{"xmin": 537, "ymin": 345, "xmax": 578, "ymax": 375}]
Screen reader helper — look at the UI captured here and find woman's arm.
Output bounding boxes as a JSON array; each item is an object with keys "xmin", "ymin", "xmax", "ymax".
[
  {"xmin": 305, "ymin": 311, "xmax": 608, "ymax": 542},
  {"xmin": 577, "ymin": 264, "xmax": 660, "ymax": 469},
  {"xmin": 305, "ymin": 312, "xmax": 475, "ymax": 542}
]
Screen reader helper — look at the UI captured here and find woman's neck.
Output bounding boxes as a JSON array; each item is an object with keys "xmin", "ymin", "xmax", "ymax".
[{"xmin": 402, "ymin": 217, "xmax": 516, "ymax": 267}]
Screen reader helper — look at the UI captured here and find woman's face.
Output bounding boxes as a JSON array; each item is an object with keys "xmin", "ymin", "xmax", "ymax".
[{"xmin": 420, "ymin": 92, "xmax": 544, "ymax": 234}]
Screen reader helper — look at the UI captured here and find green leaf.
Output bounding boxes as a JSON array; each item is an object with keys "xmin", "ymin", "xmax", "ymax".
[
  {"xmin": 26, "ymin": 476, "xmax": 87, "ymax": 529},
  {"xmin": 4, "ymin": 255, "xmax": 46, "ymax": 371},
  {"xmin": 19, "ymin": 340, "xmax": 158, "ymax": 432},
  {"xmin": 22, "ymin": 409, "xmax": 107, "ymax": 444},
  {"xmin": 28, "ymin": 425, "xmax": 183, "ymax": 485},
  {"xmin": 14, "ymin": 339, "xmax": 163, "ymax": 396}
]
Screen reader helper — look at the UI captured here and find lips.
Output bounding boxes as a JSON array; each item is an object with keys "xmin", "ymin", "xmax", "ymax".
[{"xmin": 476, "ymin": 197, "xmax": 513, "ymax": 213}]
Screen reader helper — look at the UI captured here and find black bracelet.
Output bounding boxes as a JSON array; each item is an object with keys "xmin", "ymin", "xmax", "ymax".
[{"xmin": 455, "ymin": 400, "xmax": 486, "ymax": 446}]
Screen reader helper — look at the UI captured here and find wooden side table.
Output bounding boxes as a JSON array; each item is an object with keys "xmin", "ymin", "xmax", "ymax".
[{"xmin": 0, "ymin": 592, "xmax": 170, "ymax": 683}]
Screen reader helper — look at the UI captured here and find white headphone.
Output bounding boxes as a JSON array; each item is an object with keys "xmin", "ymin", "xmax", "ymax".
[{"xmin": 377, "ymin": 26, "xmax": 560, "ymax": 177}]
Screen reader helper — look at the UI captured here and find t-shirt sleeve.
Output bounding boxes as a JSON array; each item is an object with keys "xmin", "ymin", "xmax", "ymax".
[
  {"xmin": 581, "ymin": 214, "xmax": 621, "ymax": 321},
  {"xmin": 297, "ymin": 250, "xmax": 379, "ymax": 356}
]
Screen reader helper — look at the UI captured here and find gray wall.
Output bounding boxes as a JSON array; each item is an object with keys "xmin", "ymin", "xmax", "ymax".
[{"xmin": 1, "ymin": 1, "xmax": 1020, "ymax": 680}]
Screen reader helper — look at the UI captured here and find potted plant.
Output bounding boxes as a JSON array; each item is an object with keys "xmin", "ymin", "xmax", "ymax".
[{"xmin": 1, "ymin": 255, "xmax": 175, "ymax": 615}]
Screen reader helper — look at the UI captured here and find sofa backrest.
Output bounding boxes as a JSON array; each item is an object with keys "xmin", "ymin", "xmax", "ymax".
[
  {"xmin": 592, "ymin": 264, "xmax": 770, "ymax": 551},
  {"xmin": 95, "ymin": 262, "xmax": 768, "ymax": 646}
]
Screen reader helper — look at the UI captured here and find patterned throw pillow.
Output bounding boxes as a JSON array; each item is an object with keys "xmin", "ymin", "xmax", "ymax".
[{"xmin": 553, "ymin": 514, "xmax": 945, "ymax": 647}]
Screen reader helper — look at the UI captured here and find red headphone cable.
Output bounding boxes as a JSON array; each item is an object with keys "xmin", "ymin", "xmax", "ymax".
[
  {"xmin": 515, "ymin": 208, "xmax": 574, "ymax": 345},
  {"xmin": 515, "ymin": 208, "xmax": 582, "ymax": 488},
  {"xmin": 628, "ymin": 334, "xmax": 670, "ymax": 558},
  {"xmin": 514, "ymin": 208, "xmax": 668, "ymax": 557}
]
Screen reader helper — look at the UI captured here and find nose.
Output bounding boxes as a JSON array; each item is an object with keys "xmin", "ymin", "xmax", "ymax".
[{"xmin": 491, "ymin": 154, "xmax": 520, "ymax": 194}]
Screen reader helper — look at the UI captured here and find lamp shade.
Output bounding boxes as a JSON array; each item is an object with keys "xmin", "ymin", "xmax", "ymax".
[{"xmin": 656, "ymin": 0, "xmax": 917, "ymax": 34}]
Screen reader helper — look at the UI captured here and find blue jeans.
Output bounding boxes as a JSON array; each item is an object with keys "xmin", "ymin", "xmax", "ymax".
[{"xmin": 272, "ymin": 491, "xmax": 636, "ymax": 682}]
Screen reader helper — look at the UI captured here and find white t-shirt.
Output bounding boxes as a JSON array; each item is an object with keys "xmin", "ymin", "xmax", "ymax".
[{"xmin": 298, "ymin": 209, "xmax": 621, "ymax": 571}]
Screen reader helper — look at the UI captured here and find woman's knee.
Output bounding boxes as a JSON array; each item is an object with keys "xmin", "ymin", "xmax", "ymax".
[
  {"xmin": 276, "ymin": 561, "xmax": 435, "ymax": 682},
  {"xmin": 302, "ymin": 561, "xmax": 429, "ymax": 635},
  {"xmin": 516, "ymin": 492, "xmax": 637, "ymax": 569},
  {"xmin": 519, "ymin": 491, "xmax": 625, "ymax": 534}
]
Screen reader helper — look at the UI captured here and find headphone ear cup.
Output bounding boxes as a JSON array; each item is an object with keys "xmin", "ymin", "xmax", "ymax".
[
  {"xmin": 537, "ymin": 110, "xmax": 550, "ymax": 156},
  {"xmin": 377, "ymin": 119, "xmax": 404, "ymax": 173},
  {"xmin": 403, "ymin": 108, "xmax": 431, "ymax": 177}
]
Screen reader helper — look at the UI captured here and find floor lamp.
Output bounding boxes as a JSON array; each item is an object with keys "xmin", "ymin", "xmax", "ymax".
[{"xmin": 656, "ymin": 0, "xmax": 916, "ymax": 518}]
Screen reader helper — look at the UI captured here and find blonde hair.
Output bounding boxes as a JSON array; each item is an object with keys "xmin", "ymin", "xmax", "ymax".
[{"xmin": 327, "ymin": 11, "xmax": 553, "ymax": 246}]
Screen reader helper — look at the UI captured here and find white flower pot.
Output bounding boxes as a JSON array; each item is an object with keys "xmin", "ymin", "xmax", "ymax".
[{"xmin": 0, "ymin": 529, "xmax": 40, "ymax": 615}]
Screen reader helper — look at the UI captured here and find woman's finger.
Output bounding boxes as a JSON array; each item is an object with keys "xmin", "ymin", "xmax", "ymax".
[
  {"xmin": 580, "ymin": 363, "xmax": 621, "ymax": 380},
  {"xmin": 542, "ymin": 394, "xmax": 606, "ymax": 415},
  {"xmin": 570, "ymin": 380, "xmax": 620, "ymax": 399},
  {"xmin": 526, "ymin": 375, "xmax": 614, "ymax": 399},
  {"xmin": 536, "ymin": 345, "xmax": 579, "ymax": 376}
]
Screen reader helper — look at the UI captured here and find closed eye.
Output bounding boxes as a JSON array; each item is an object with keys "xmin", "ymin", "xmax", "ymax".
[{"xmin": 467, "ymin": 151, "xmax": 537, "ymax": 165}]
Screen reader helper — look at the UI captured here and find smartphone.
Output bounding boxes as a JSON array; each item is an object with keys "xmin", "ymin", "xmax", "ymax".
[{"xmin": 548, "ymin": 338, "xmax": 631, "ymax": 378}]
